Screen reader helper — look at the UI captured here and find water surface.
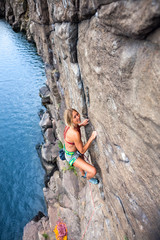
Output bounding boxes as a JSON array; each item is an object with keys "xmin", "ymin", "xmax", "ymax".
[{"xmin": 0, "ymin": 20, "xmax": 46, "ymax": 240}]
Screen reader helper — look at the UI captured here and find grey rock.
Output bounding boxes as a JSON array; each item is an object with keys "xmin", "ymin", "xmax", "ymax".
[
  {"xmin": 47, "ymin": 0, "xmax": 78, "ymax": 23},
  {"xmin": 27, "ymin": 0, "xmax": 49, "ymax": 25},
  {"xmin": 77, "ymin": 16, "xmax": 160, "ymax": 239},
  {"xmin": 5, "ymin": 1, "xmax": 160, "ymax": 240},
  {"xmin": 5, "ymin": 0, "xmax": 28, "ymax": 31},
  {"xmin": 54, "ymin": 22, "xmax": 78, "ymax": 63},
  {"xmin": 31, "ymin": 211, "xmax": 46, "ymax": 222},
  {"xmin": 0, "ymin": 0, "xmax": 5, "ymax": 18},
  {"xmin": 39, "ymin": 112, "xmax": 52, "ymax": 131},
  {"xmin": 39, "ymin": 86, "xmax": 51, "ymax": 105},
  {"xmin": 44, "ymin": 128, "xmax": 56, "ymax": 144},
  {"xmin": 28, "ymin": 21, "xmax": 51, "ymax": 63},
  {"xmin": 98, "ymin": 0, "xmax": 160, "ymax": 38},
  {"xmin": 41, "ymin": 141, "xmax": 59, "ymax": 163},
  {"xmin": 79, "ymin": 0, "xmax": 118, "ymax": 20},
  {"xmin": 23, "ymin": 216, "xmax": 52, "ymax": 240},
  {"xmin": 147, "ymin": 27, "xmax": 160, "ymax": 47}
]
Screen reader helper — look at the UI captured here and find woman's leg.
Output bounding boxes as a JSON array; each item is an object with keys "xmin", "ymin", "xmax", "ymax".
[
  {"xmin": 73, "ymin": 157, "xmax": 96, "ymax": 180},
  {"xmin": 76, "ymin": 155, "xmax": 85, "ymax": 176}
]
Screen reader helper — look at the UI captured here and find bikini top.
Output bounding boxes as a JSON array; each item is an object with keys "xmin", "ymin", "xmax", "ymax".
[{"xmin": 64, "ymin": 126, "xmax": 80, "ymax": 145}]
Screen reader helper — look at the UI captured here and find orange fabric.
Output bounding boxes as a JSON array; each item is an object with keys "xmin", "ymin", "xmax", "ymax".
[{"xmin": 54, "ymin": 220, "xmax": 68, "ymax": 240}]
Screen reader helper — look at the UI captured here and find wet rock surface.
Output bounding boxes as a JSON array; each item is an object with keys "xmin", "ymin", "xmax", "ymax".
[{"xmin": 3, "ymin": 1, "xmax": 160, "ymax": 240}]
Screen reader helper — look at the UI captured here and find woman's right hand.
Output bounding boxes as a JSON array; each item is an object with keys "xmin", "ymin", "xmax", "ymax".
[{"xmin": 91, "ymin": 131, "xmax": 97, "ymax": 140}]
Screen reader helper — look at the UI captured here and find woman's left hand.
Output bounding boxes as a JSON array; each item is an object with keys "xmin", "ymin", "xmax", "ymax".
[{"xmin": 81, "ymin": 119, "xmax": 89, "ymax": 126}]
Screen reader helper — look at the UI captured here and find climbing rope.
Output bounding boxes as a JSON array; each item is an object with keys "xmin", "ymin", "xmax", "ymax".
[
  {"xmin": 80, "ymin": 155, "xmax": 96, "ymax": 240},
  {"xmin": 80, "ymin": 182, "xmax": 95, "ymax": 240},
  {"xmin": 56, "ymin": 153, "xmax": 99, "ymax": 240}
]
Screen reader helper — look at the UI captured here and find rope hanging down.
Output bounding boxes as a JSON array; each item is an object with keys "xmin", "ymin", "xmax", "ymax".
[
  {"xmin": 70, "ymin": 154, "xmax": 97, "ymax": 240},
  {"xmin": 80, "ymin": 155, "xmax": 96, "ymax": 240},
  {"xmin": 80, "ymin": 182, "xmax": 96, "ymax": 240}
]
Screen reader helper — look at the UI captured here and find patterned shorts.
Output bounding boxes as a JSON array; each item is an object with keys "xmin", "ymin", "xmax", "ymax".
[{"xmin": 65, "ymin": 150, "xmax": 82, "ymax": 166}]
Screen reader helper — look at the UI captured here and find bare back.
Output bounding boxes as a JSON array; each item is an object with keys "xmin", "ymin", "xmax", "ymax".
[{"xmin": 65, "ymin": 127, "xmax": 81, "ymax": 152}]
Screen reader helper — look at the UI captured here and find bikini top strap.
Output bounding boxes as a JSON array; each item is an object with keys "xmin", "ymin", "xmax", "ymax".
[
  {"xmin": 64, "ymin": 126, "xmax": 70, "ymax": 140},
  {"xmin": 64, "ymin": 126, "xmax": 81, "ymax": 136}
]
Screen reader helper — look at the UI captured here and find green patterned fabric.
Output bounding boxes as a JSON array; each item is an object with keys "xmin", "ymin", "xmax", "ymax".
[{"xmin": 64, "ymin": 144, "xmax": 81, "ymax": 166}]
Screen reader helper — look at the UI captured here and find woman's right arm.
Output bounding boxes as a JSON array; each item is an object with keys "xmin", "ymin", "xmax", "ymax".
[{"xmin": 74, "ymin": 131, "xmax": 97, "ymax": 154}]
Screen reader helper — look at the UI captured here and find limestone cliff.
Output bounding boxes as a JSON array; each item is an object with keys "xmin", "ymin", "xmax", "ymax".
[{"xmin": 3, "ymin": 1, "xmax": 160, "ymax": 240}]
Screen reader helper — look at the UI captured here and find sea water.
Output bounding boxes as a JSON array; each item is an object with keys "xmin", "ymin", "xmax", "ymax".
[{"xmin": 0, "ymin": 20, "xmax": 46, "ymax": 240}]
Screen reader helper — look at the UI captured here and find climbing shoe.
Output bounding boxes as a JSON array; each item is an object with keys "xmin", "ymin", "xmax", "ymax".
[
  {"xmin": 82, "ymin": 172, "xmax": 99, "ymax": 184},
  {"xmin": 81, "ymin": 172, "xmax": 87, "ymax": 178},
  {"xmin": 89, "ymin": 178, "xmax": 99, "ymax": 185}
]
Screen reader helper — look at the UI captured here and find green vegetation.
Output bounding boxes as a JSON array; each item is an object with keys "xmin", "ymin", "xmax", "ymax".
[
  {"xmin": 124, "ymin": 236, "xmax": 129, "ymax": 240},
  {"xmin": 58, "ymin": 141, "xmax": 77, "ymax": 175},
  {"xmin": 42, "ymin": 233, "xmax": 49, "ymax": 239},
  {"xmin": 62, "ymin": 162, "xmax": 77, "ymax": 176},
  {"xmin": 58, "ymin": 140, "xmax": 63, "ymax": 149}
]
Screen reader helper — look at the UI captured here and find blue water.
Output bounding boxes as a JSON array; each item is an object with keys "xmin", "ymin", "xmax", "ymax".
[{"xmin": 0, "ymin": 20, "xmax": 46, "ymax": 240}]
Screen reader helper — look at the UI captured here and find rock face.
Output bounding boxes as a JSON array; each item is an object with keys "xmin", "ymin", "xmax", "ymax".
[
  {"xmin": 0, "ymin": 0, "xmax": 5, "ymax": 18},
  {"xmin": 5, "ymin": 0, "xmax": 28, "ymax": 31},
  {"xmin": 3, "ymin": 1, "xmax": 160, "ymax": 240}
]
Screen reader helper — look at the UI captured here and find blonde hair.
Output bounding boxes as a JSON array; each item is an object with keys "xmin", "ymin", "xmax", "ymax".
[{"xmin": 64, "ymin": 108, "xmax": 78, "ymax": 127}]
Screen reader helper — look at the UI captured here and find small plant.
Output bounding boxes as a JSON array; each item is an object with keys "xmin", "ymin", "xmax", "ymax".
[
  {"xmin": 62, "ymin": 162, "xmax": 77, "ymax": 176},
  {"xmin": 57, "ymin": 102, "xmax": 61, "ymax": 110},
  {"xmin": 67, "ymin": 165, "xmax": 78, "ymax": 176},
  {"xmin": 42, "ymin": 233, "xmax": 49, "ymax": 239},
  {"xmin": 58, "ymin": 141, "xmax": 77, "ymax": 175},
  {"xmin": 124, "ymin": 236, "xmax": 129, "ymax": 240},
  {"xmin": 74, "ymin": 211, "xmax": 78, "ymax": 216},
  {"xmin": 58, "ymin": 141, "xmax": 63, "ymax": 149}
]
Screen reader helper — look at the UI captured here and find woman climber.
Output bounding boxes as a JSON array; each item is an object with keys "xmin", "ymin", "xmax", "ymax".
[{"xmin": 63, "ymin": 108, "xmax": 99, "ymax": 184}]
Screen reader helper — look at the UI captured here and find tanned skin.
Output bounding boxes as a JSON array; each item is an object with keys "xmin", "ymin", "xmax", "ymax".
[{"xmin": 65, "ymin": 111, "xmax": 97, "ymax": 180}]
